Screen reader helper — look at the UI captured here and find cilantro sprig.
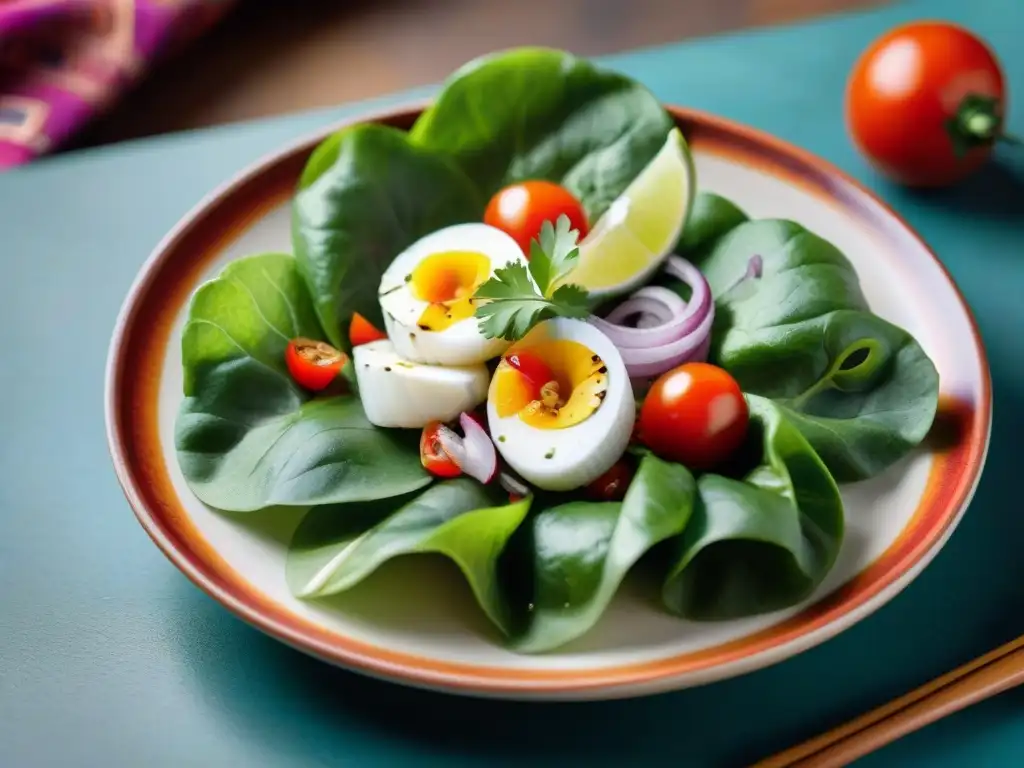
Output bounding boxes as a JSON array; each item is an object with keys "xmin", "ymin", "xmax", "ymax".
[{"xmin": 473, "ymin": 215, "xmax": 592, "ymax": 341}]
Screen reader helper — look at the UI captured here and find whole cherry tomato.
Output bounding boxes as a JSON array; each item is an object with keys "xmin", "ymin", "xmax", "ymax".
[
  {"xmin": 585, "ymin": 459, "xmax": 635, "ymax": 501},
  {"xmin": 349, "ymin": 311, "xmax": 387, "ymax": 347},
  {"xmin": 846, "ymin": 21, "xmax": 1015, "ymax": 187},
  {"xmin": 284, "ymin": 337, "xmax": 348, "ymax": 392},
  {"xmin": 419, "ymin": 420, "xmax": 463, "ymax": 478},
  {"xmin": 484, "ymin": 180, "xmax": 589, "ymax": 256},
  {"xmin": 637, "ymin": 362, "xmax": 748, "ymax": 470}
]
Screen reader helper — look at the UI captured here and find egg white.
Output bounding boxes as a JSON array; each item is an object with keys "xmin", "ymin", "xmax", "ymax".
[
  {"xmin": 354, "ymin": 340, "xmax": 489, "ymax": 428},
  {"xmin": 486, "ymin": 318, "xmax": 636, "ymax": 492},
  {"xmin": 379, "ymin": 223, "xmax": 523, "ymax": 366}
]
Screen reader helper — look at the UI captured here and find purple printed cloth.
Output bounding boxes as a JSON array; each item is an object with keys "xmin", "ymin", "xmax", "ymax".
[{"xmin": 0, "ymin": 0, "xmax": 234, "ymax": 169}]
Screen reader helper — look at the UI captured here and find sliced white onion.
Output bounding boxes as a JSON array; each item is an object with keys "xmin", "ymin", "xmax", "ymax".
[
  {"xmin": 590, "ymin": 256, "xmax": 714, "ymax": 379},
  {"xmin": 437, "ymin": 412, "xmax": 498, "ymax": 484},
  {"xmin": 499, "ymin": 471, "xmax": 530, "ymax": 498}
]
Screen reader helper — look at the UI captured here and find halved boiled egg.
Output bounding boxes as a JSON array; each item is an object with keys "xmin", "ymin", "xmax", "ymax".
[
  {"xmin": 354, "ymin": 339, "xmax": 488, "ymax": 428},
  {"xmin": 486, "ymin": 318, "xmax": 635, "ymax": 492},
  {"xmin": 379, "ymin": 223, "xmax": 523, "ymax": 366}
]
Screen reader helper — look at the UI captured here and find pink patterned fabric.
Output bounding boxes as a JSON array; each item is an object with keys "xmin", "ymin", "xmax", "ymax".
[{"xmin": 0, "ymin": 0, "xmax": 234, "ymax": 169}]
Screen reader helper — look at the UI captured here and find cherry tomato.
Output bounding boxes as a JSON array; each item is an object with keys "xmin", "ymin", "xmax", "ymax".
[
  {"xmin": 349, "ymin": 312, "xmax": 387, "ymax": 347},
  {"xmin": 846, "ymin": 21, "xmax": 1012, "ymax": 187},
  {"xmin": 585, "ymin": 459, "xmax": 635, "ymax": 501},
  {"xmin": 504, "ymin": 350, "xmax": 555, "ymax": 399},
  {"xmin": 419, "ymin": 420, "xmax": 462, "ymax": 478},
  {"xmin": 637, "ymin": 362, "xmax": 748, "ymax": 470},
  {"xmin": 484, "ymin": 181, "xmax": 589, "ymax": 256},
  {"xmin": 285, "ymin": 337, "xmax": 348, "ymax": 392}
]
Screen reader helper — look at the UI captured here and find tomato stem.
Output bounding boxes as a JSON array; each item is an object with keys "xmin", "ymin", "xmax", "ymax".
[
  {"xmin": 947, "ymin": 93, "xmax": 1013, "ymax": 157},
  {"xmin": 961, "ymin": 109, "xmax": 1021, "ymax": 146},
  {"xmin": 963, "ymin": 110, "xmax": 999, "ymax": 142}
]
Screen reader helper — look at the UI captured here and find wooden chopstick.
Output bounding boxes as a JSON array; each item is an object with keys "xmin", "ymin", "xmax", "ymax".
[{"xmin": 752, "ymin": 634, "xmax": 1024, "ymax": 767}]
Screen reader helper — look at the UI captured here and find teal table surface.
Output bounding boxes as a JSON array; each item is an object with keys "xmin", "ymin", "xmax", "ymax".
[{"xmin": 3, "ymin": 0, "xmax": 1024, "ymax": 765}]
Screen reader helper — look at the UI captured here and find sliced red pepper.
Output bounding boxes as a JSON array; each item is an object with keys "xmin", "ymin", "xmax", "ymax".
[
  {"xmin": 349, "ymin": 312, "xmax": 388, "ymax": 347},
  {"xmin": 585, "ymin": 459, "xmax": 635, "ymax": 501},
  {"xmin": 419, "ymin": 420, "xmax": 462, "ymax": 478},
  {"xmin": 505, "ymin": 350, "xmax": 555, "ymax": 400},
  {"xmin": 285, "ymin": 337, "xmax": 347, "ymax": 392}
]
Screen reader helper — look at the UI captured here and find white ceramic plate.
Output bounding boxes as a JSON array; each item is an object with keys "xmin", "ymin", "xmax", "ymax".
[{"xmin": 105, "ymin": 104, "xmax": 991, "ymax": 700}]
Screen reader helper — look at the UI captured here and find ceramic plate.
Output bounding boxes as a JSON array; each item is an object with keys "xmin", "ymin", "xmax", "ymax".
[{"xmin": 105, "ymin": 105, "xmax": 990, "ymax": 700}]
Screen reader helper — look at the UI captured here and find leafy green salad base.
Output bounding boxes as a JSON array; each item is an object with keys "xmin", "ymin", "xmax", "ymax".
[{"xmin": 173, "ymin": 48, "xmax": 939, "ymax": 654}]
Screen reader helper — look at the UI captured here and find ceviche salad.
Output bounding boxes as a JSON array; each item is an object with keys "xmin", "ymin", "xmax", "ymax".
[{"xmin": 175, "ymin": 48, "xmax": 940, "ymax": 653}]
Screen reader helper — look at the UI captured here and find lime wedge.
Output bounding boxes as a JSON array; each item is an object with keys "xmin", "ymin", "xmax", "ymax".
[{"xmin": 565, "ymin": 128, "xmax": 696, "ymax": 297}]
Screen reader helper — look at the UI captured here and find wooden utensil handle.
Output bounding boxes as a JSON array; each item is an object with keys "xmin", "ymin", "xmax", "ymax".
[{"xmin": 754, "ymin": 635, "xmax": 1024, "ymax": 767}]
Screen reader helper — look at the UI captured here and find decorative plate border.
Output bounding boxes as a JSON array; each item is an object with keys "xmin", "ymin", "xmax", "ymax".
[{"xmin": 104, "ymin": 105, "xmax": 991, "ymax": 699}]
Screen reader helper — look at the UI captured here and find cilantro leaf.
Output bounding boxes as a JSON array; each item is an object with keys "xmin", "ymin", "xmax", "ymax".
[
  {"xmin": 473, "ymin": 261, "xmax": 592, "ymax": 341},
  {"xmin": 528, "ymin": 214, "xmax": 581, "ymax": 297},
  {"xmin": 474, "ymin": 261, "xmax": 536, "ymax": 301},
  {"xmin": 474, "ymin": 296, "xmax": 561, "ymax": 341},
  {"xmin": 548, "ymin": 284, "xmax": 592, "ymax": 318}
]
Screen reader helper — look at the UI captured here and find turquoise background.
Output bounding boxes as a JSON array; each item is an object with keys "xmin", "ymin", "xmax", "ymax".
[{"xmin": 2, "ymin": 0, "xmax": 1023, "ymax": 764}]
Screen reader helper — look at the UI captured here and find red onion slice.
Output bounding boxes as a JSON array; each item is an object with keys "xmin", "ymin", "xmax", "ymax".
[
  {"xmin": 745, "ymin": 254, "xmax": 763, "ymax": 280},
  {"xmin": 616, "ymin": 303, "xmax": 715, "ymax": 378},
  {"xmin": 590, "ymin": 255, "xmax": 715, "ymax": 379},
  {"xmin": 605, "ymin": 287, "xmax": 686, "ymax": 327},
  {"xmin": 458, "ymin": 412, "xmax": 498, "ymax": 484},
  {"xmin": 499, "ymin": 471, "xmax": 530, "ymax": 498},
  {"xmin": 437, "ymin": 413, "xmax": 498, "ymax": 484}
]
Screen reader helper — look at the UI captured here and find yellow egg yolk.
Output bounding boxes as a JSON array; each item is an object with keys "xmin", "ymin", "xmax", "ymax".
[
  {"xmin": 410, "ymin": 250, "xmax": 491, "ymax": 332},
  {"xmin": 492, "ymin": 340, "xmax": 608, "ymax": 429}
]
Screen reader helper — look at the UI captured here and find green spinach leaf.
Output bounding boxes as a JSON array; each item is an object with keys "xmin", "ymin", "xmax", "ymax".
[
  {"xmin": 662, "ymin": 395, "xmax": 844, "ymax": 619},
  {"xmin": 409, "ymin": 47, "xmax": 673, "ymax": 222},
  {"xmin": 287, "ymin": 480, "xmax": 531, "ymax": 634},
  {"xmin": 175, "ymin": 253, "xmax": 430, "ymax": 512},
  {"xmin": 697, "ymin": 219, "xmax": 939, "ymax": 481},
  {"xmin": 509, "ymin": 454, "xmax": 695, "ymax": 652},
  {"xmin": 700, "ymin": 219, "xmax": 868, "ymax": 322},
  {"xmin": 770, "ymin": 311, "xmax": 941, "ymax": 480},
  {"xmin": 677, "ymin": 191, "xmax": 749, "ymax": 256},
  {"xmin": 181, "ymin": 252, "xmax": 322, "ymax": 396},
  {"xmin": 292, "ymin": 123, "xmax": 482, "ymax": 348}
]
